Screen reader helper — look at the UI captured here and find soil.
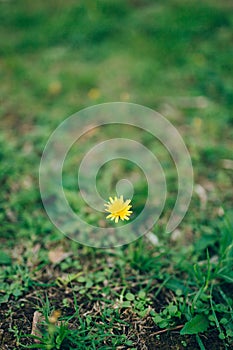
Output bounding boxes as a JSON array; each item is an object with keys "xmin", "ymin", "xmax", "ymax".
[{"xmin": 0, "ymin": 287, "xmax": 229, "ymax": 350}]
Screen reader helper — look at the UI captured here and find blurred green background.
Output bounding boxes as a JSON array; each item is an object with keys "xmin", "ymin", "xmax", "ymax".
[{"xmin": 1, "ymin": 0, "xmax": 232, "ymax": 239}]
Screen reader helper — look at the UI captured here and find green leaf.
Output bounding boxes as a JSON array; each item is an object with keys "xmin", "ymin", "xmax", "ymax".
[
  {"xmin": 195, "ymin": 234, "xmax": 217, "ymax": 251},
  {"xmin": 77, "ymin": 276, "xmax": 86, "ymax": 283},
  {"xmin": 159, "ymin": 320, "xmax": 169, "ymax": 328},
  {"xmin": 226, "ymin": 329, "xmax": 233, "ymax": 337},
  {"xmin": 125, "ymin": 292, "xmax": 135, "ymax": 301},
  {"xmin": 168, "ymin": 304, "xmax": 178, "ymax": 316},
  {"xmin": 121, "ymin": 301, "xmax": 131, "ymax": 308},
  {"xmin": 138, "ymin": 309, "xmax": 148, "ymax": 317},
  {"xmin": 196, "ymin": 334, "xmax": 206, "ymax": 350},
  {"xmin": 12, "ymin": 288, "xmax": 22, "ymax": 297},
  {"xmin": 220, "ymin": 317, "xmax": 228, "ymax": 325},
  {"xmin": 0, "ymin": 294, "xmax": 9, "ymax": 304},
  {"xmin": 0, "ymin": 251, "xmax": 11, "ymax": 265},
  {"xmin": 134, "ymin": 301, "xmax": 144, "ymax": 310},
  {"xmin": 85, "ymin": 280, "xmax": 93, "ymax": 288},
  {"xmin": 180, "ymin": 314, "xmax": 209, "ymax": 335},
  {"xmin": 153, "ymin": 315, "xmax": 163, "ymax": 324},
  {"xmin": 79, "ymin": 289, "xmax": 86, "ymax": 294},
  {"xmin": 138, "ymin": 290, "xmax": 146, "ymax": 299}
]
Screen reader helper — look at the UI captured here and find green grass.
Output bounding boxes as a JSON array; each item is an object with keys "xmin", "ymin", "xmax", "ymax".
[{"xmin": 0, "ymin": 0, "xmax": 233, "ymax": 349}]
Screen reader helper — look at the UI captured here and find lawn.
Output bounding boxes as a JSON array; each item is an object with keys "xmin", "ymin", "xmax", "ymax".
[{"xmin": 0, "ymin": 0, "xmax": 233, "ymax": 349}]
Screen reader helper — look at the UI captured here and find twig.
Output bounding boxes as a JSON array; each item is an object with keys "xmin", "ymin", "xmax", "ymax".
[{"xmin": 149, "ymin": 324, "xmax": 184, "ymax": 336}]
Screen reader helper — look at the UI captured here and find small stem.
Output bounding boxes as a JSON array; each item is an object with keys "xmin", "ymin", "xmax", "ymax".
[{"xmin": 149, "ymin": 324, "xmax": 184, "ymax": 336}]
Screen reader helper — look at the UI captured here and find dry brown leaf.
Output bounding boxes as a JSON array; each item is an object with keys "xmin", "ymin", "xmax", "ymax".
[
  {"xmin": 222, "ymin": 159, "xmax": 233, "ymax": 170},
  {"xmin": 48, "ymin": 247, "xmax": 72, "ymax": 264},
  {"xmin": 195, "ymin": 184, "xmax": 207, "ymax": 209},
  {"xmin": 146, "ymin": 232, "xmax": 159, "ymax": 246},
  {"xmin": 31, "ymin": 311, "xmax": 43, "ymax": 343}
]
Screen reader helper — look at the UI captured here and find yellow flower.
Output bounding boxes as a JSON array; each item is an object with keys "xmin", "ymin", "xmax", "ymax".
[
  {"xmin": 88, "ymin": 88, "xmax": 100, "ymax": 100},
  {"xmin": 104, "ymin": 195, "xmax": 133, "ymax": 223},
  {"xmin": 48, "ymin": 310, "xmax": 61, "ymax": 324}
]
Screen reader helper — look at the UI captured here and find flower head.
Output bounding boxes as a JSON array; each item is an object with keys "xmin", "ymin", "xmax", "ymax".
[
  {"xmin": 48, "ymin": 310, "xmax": 61, "ymax": 324},
  {"xmin": 104, "ymin": 195, "xmax": 133, "ymax": 223}
]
